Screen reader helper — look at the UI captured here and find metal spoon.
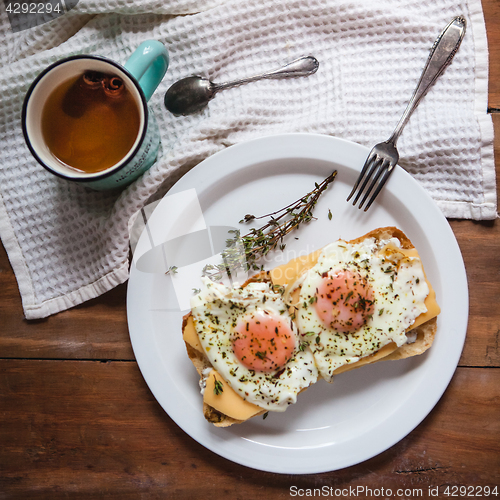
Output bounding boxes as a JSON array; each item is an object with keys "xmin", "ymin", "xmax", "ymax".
[{"xmin": 164, "ymin": 55, "xmax": 319, "ymax": 116}]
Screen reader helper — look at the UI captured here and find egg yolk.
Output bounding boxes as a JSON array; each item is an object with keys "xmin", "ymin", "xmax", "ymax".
[
  {"xmin": 232, "ymin": 311, "xmax": 296, "ymax": 373},
  {"xmin": 314, "ymin": 270, "xmax": 374, "ymax": 334}
]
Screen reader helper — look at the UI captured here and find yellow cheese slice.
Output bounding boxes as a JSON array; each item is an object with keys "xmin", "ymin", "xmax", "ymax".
[
  {"xmin": 270, "ymin": 249, "xmax": 323, "ymax": 290},
  {"xmin": 203, "ymin": 370, "xmax": 263, "ymax": 420},
  {"xmin": 183, "ymin": 315, "xmax": 203, "ymax": 353}
]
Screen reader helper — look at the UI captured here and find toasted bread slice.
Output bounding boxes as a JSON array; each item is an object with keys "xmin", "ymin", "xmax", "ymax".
[{"xmin": 183, "ymin": 227, "xmax": 439, "ymax": 426}]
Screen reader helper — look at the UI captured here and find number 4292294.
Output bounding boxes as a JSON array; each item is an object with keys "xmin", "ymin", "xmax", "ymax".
[
  {"xmin": 6, "ymin": 3, "xmax": 63, "ymax": 14},
  {"xmin": 444, "ymin": 485, "xmax": 498, "ymax": 497}
]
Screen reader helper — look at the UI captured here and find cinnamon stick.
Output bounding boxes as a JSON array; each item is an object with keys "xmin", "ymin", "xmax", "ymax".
[{"xmin": 102, "ymin": 75, "xmax": 125, "ymax": 98}]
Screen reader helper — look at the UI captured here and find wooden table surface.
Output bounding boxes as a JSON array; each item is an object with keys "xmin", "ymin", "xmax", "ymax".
[{"xmin": 1, "ymin": 3, "xmax": 499, "ymax": 498}]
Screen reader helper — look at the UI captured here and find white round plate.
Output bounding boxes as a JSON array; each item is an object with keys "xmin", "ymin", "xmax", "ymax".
[{"xmin": 127, "ymin": 133, "xmax": 468, "ymax": 474}]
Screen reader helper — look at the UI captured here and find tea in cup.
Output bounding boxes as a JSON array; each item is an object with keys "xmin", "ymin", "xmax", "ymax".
[{"xmin": 22, "ymin": 40, "xmax": 169, "ymax": 190}]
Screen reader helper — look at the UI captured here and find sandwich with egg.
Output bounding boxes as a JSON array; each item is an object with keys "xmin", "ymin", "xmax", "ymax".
[{"xmin": 182, "ymin": 227, "xmax": 440, "ymax": 427}]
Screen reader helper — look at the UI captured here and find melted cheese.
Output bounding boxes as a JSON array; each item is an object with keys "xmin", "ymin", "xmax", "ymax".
[
  {"xmin": 270, "ymin": 250, "xmax": 323, "ymax": 290},
  {"xmin": 203, "ymin": 370, "xmax": 263, "ymax": 420},
  {"xmin": 183, "ymin": 315, "xmax": 203, "ymax": 353}
]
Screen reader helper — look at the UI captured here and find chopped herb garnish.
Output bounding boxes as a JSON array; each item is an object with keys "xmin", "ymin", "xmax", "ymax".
[
  {"xmin": 213, "ymin": 377, "xmax": 224, "ymax": 396},
  {"xmin": 165, "ymin": 265, "xmax": 178, "ymax": 275}
]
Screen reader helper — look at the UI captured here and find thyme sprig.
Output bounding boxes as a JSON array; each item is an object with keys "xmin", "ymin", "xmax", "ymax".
[
  {"xmin": 213, "ymin": 377, "xmax": 224, "ymax": 396},
  {"xmin": 202, "ymin": 170, "xmax": 337, "ymax": 281}
]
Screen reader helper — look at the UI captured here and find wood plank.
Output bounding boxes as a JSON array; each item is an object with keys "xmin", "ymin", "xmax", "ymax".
[
  {"xmin": 0, "ymin": 360, "xmax": 498, "ymax": 498},
  {"xmin": 451, "ymin": 219, "xmax": 500, "ymax": 367},
  {"xmin": 3, "ymin": 230, "xmax": 498, "ymax": 367},
  {"xmin": 0, "ymin": 243, "xmax": 134, "ymax": 361},
  {"xmin": 450, "ymin": 113, "xmax": 500, "ymax": 367}
]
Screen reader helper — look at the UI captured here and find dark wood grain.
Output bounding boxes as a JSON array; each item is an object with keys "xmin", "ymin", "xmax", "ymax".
[
  {"xmin": 451, "ymin": 112, "xmax": 500, "ymax": 367},
  {"xmin": 0, "ymin": 1, "xmax": 498, "ymax": 497},
  {"xmin": 1, "ymin": 360, "xmax": 499, "ymax": 499},
  {"xmin": 0, "ymin": 245, "xmax": 133, "ymax": 361}
]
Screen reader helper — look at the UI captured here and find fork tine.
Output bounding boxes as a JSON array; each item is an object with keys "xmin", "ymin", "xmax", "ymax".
[
  {"xmin": 362, "ymin": 162, "xmax": 395, "ymax": 212},
  {"xmin": 351, "ymin": 155, "xmax": 384, "ymax": 206},
  {"xmin": 346, "ymin": 151, "xmax": 377, "ymax": 202},
  {"xmin": 358, "ymin": 158, "xmax": 388, "ymax": 210}
]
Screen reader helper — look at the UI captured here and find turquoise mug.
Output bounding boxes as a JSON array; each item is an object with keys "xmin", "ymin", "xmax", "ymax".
[{"xmin": 22, "ymin": 40, "xmax": 168, "ymax": 190}]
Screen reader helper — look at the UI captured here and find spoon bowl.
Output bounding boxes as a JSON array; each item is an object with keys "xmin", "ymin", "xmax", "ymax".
[{"xmin": 164, "ymin": 76, "xmax": 216, "ymax": 116}]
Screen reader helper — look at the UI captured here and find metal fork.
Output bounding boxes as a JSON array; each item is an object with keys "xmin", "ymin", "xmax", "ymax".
[{"xmin": 347, "ymin": 16, "xmax": 467, "ymax": 211}]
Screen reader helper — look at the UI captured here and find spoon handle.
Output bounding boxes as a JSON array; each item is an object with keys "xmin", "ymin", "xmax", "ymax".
[{"xmin": 213, "ymin": 56, "xmax": 319, "ymax": 92}]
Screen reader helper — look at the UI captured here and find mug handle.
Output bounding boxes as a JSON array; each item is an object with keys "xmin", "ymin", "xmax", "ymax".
[{"xmin": 124, "ymin": 40, "xmax": 169, "ymax": 101}]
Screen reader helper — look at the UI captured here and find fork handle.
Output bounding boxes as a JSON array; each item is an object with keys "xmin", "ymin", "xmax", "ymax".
[{"xmin": 388, "ymin": 16, "xmax": 467, "ymax": 145}]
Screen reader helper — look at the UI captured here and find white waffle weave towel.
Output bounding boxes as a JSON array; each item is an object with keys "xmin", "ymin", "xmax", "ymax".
[{"xmin": 0, "ymin": 0, "xmax": 496, "ymax": 319}]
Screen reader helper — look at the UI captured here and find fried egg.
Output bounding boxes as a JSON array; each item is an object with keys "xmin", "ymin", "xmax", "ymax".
[
  {"xmin": 190, "ymin": 279, "xmax": 318, "ymax": 412},
  {"xmin": 293, "ymin": 236, "xmax": 429, "ymax": 382}
]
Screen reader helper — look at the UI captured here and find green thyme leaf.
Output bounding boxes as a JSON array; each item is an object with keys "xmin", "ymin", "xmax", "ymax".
[
  {"xmin": 213, "ymin": 377, "xmax": 224, "ymax": 396},
  {"xmin": 165, "ymin": 265, "xmax": 178, "ymax": 275}
]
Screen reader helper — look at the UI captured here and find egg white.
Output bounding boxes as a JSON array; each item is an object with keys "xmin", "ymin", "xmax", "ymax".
[
  {"xmin": 191, "ymin": 279, "xmax": 319, "ymax": 412},
  {"xmin": 294, "ymin": 237, "xmax": 429, "ymax": 382}
]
